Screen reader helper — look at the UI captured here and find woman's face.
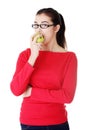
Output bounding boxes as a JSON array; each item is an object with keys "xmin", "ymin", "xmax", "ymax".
[{"xmin": 33, "ymin": 13, "xmax": 58, "ymax": 44}]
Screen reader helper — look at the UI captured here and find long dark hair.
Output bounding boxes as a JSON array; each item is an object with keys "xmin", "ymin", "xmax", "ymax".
[{"xmin": 36, "ymin": 8, "xmax": 66, "ymax": 49}]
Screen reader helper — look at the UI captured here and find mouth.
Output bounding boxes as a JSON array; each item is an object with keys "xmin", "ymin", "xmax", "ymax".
[{"xmin": 32, "ymin": 32, "xmax": 45, "ymax": 43}]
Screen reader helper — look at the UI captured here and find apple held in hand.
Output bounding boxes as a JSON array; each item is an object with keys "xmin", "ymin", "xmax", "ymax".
[
  {"xmin": 36, "ymin": 36, "xmax": 44, "ymax": 43},
  {"xmin": 32, "ymin": 32, "xmax": 44, "ymax": 43}
]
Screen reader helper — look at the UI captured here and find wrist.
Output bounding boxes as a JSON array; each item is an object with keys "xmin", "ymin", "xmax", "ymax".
[{"xmin": 28, "ymin": 56, "xmax": 36, "ymax": 66}]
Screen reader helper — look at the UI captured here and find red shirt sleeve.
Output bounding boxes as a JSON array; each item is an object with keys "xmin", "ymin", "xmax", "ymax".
[
  {"xmin": 31, "ymin": 53, "xmax": 78, "ymax": 104},
  {"xmin": 10, "ymin": 49, "xmax": 34, "ymax": 96}
]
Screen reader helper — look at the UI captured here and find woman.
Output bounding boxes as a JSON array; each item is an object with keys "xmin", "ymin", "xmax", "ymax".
[{"xmin": 10, "ymin": 8, "xmax": 77, "ymax": 130}]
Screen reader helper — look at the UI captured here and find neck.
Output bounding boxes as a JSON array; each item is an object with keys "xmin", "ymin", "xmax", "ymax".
[
  {"xmin": 41, "ymin": 41, "xmax": 67, "ymax": 52},
  {"xmin": 41, "ymin": 42, "xmax": 65, "ymax": 52}
]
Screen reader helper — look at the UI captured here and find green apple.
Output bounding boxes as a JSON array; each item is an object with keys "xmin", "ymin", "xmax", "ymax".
[{"xmin": 36, "ymin": 36, "xmax": 44, "ymax": 43}]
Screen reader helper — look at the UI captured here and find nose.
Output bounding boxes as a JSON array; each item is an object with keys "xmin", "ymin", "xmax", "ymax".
[
  {"xmin": 36, "ymin": 27, "xmax": 42, "ymax": 34},
  {"xmin": 37, "ymin": 26, "xmax": 42, "ymax": 31}
]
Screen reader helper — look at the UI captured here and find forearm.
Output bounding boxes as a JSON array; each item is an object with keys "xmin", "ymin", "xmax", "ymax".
[
  {"xmin": 30, "ymin": 86, "xmax": 76, "ymax": 104},
  {"xmin": 10, "ymin": 62, "xmax": 34, "ymax": 96}
]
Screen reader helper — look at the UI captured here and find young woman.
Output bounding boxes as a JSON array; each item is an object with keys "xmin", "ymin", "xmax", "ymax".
[{"xmin": 10, "ymin": 8, "xmax": 77, "ymax": 130}]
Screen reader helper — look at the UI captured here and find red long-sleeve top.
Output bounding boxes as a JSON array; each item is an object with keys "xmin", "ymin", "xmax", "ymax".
[{"xmin": 10, "ymin": 48, "xmax": 77, "ymax": 126}]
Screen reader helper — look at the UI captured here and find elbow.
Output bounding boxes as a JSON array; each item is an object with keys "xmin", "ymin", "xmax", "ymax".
[
  {"xmin": 10, "ymin": 87, "xmax": 21, "ymax": 96},
  {"xmin": 10, "ymin": 82, "xmax": 22, "ymax": 96},
  {"xmin": 65, "ymin": 97, "xmax": 73, "ymax": 104},
  {"xmin": 64, "ymin": 90, "xmax": 75, "ymax": 104},
  {"xmin": 65, "ymin": 93, "xmax": 75, "ymax": 104}
]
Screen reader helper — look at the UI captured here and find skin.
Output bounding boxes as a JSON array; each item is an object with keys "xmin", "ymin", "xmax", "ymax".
[
  {"xmin": 23, "ymin": 13, "xmax": 67, "ymax": 97},
  {"xmin": 29, "ymin": 14, "xmax": 66, "ymax": 65}
]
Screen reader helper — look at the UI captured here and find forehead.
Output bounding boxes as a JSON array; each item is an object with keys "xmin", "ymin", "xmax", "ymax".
[{"xmin": 34, "ymin": 13, "xmax": 52, "ymax": 23}]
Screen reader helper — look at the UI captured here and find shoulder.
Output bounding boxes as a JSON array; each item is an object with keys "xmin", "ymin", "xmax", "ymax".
[
  {"xmin": 17, "ymin": 48, "xmax": 31, "ymax": 61},
  {"xmin": 58, "ymin": 46, "xmax": 77, "ymax": 59},
  {"xmin": 67, "ymin": 51, "xmax": 77, "ymax": 60},
  {"xmin": 19, "ymin": 48, "xmax": 30, "ymax": 55},
  {"xmin": 67, "ymin": 51, "xmax": 78, "ymax": 66},
  {"xmin": 19, "ymin": 48, "xmax": 31, "ymax": 57}
]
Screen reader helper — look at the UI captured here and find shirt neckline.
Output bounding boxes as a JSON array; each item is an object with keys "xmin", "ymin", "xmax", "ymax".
[{"xmin": 39, "ymin": 50, "xmax": 70, "ymax": 54}]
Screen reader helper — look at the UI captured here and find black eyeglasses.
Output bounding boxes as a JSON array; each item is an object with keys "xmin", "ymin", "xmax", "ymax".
[{"xmin": 32, "ymin": 24, "xmax": 54, "ymax": 29}]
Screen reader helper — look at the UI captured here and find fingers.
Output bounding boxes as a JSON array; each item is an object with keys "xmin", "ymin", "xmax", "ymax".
[
  {"xmin": 23, "ymin": 86, "xmax": 32, "ymax": 98},
  {"xmin": 30, "ymin": 32, "xmax": 45, "ymax": 53}
]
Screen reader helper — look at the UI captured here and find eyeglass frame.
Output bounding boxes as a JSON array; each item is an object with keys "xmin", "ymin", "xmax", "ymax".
[{"xmin": 32, "ymin": 23, "xmax": 55, "ymax": 29}]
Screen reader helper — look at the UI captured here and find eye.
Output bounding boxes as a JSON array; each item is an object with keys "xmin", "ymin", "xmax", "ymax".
[
  {"xmin": 32, "ymin": 24, "xmax": 39, "ymax": 29},
  {"xmin": 40, "ymin": 24, "xmax": 49, "ymax": 29}
]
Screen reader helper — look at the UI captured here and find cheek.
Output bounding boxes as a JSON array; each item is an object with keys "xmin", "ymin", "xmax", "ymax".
[
  {"xmin": 43, "ymin": 29, "xmax": 55, "ymax": 42},
  {"xmin": 45, "ymin": 31, "xmax": 54, "ymax": 40}
]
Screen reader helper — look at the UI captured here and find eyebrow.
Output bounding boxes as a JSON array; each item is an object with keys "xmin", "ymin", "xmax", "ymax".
[{"xmin": 34, "ymin": 21, "xmax": 49, "ymax": 24}]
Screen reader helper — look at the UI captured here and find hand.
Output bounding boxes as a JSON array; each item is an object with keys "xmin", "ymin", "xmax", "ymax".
[
  {"xmin": 28, "ymin": 34, "xmax": 42, "ymax": 66},
  {"xmin": 23, "ymin": 86, "xmax": 32, "ymax": 98}
]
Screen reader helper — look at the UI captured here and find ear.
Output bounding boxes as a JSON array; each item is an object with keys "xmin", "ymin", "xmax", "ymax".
[{"xmin": 54, "ymin": 24, "xmax": 60, "ymax": 32}]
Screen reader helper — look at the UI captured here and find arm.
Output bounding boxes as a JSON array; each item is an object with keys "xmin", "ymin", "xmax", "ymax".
[
  {"xmin": 10, "ymin": 49, "xmax": 34, "ymax": 96},
  {"xmin": 10, "ymin": 34, "xmax": 44, "ymax": 96},
  {"xmin": 30, "ymin": 53, "xmax": 78, "ymax": 104}
]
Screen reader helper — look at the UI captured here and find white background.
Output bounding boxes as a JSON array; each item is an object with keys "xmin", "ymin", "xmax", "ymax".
[{"xmin": 0, "ymin": 0, "xmax": 87, "ymax": 130}]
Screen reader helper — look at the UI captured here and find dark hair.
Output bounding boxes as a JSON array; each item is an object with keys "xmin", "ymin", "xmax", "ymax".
[{"xmin": 36, "ymin": 8, "xmax": 66, "ymax": 48}]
